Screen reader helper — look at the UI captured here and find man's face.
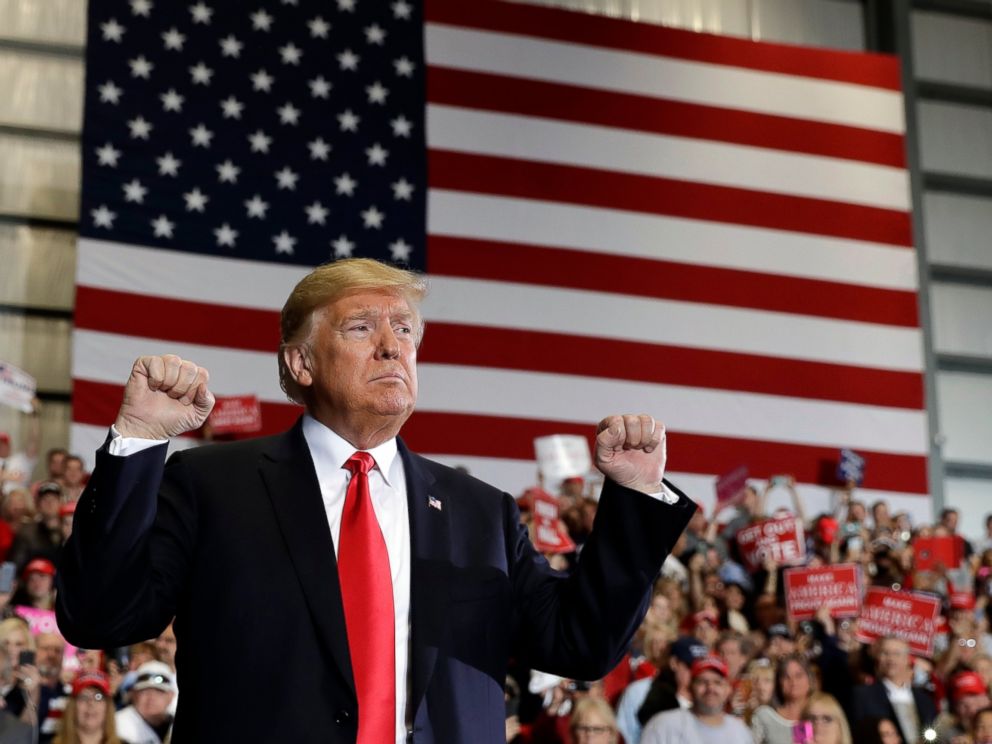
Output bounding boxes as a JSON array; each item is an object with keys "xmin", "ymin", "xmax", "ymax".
[
  {"xmin": 133, "ymin": 688, "xmax": 173, "ymax": 723},
  {"xmin": 64, "ymin": 459, "xmax": 84, "ymax": 486},
  {"xmin": 877, "ymin": 638, "xmax": 911, "ymax": 681},
  {"xmin": 27, "ymin": 572, "xmax": 53, "ymax": 601},
  {"xmin": 35, "ymin": 634, "xmax": 64, "ymax": 676},
  {"xmin": 155, "ymin": 625, "xmax": 177, "ymax": 668},
  {"xmin": 291, "ymin": 289, "xmax": 418, "ymax": 441},
  {"xmin": 943, "ymin": 511, "xmax": 959, "ymax": 532},
  {"xmin": 717, "ymin": 640, "xmax": 746, "ymax": 679},
  {"xmin": 691, "ymin": 671, "xmax": 730, "ymax": 715},
  {"xmin": 955, "ymin": 693, "xmax": 991, "ymax": 727},
  {"xmin": 48, "ymin": 452, "xmax": 65, "ymax": 478},
  {"xmin": 38, "ymin": 494, "xmax": 60, "ymax": 520}
]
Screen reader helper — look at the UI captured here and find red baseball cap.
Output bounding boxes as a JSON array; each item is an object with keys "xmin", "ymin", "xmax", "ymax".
[
  {"xmin": 950, "ymin": 671, "xmax": 988, "ymax": 702},
  {"xmin": 691, "ymin": 656, "xmax": 729, "ymax": 679},
  {"xmin": 950, "ymin": 592, "xmax": 975, "ymax": 611},
  {"xmin": 816, "ymin": 517, "xmax": 840, "ymax": 545},
  {"xmin": 59, "ymin": 501, "xmax": 77, "ymax": 518},
  {"xmin": 72, "ymin": 671, "xmax": 110, "ymax": 697},
  {"xmin": 22, "ymin": 558, "xmax": 56, "ymax": 578}
]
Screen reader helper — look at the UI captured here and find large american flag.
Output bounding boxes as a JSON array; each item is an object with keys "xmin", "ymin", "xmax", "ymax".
[{"xmin": 72, "ymin": 0, "xmax": 930, "ymax": 520}]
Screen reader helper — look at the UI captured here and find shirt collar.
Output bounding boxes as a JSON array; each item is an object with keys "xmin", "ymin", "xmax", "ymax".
[{"xmin": 302, "ymin": 414, "xmax": 399, "ymax": 488}]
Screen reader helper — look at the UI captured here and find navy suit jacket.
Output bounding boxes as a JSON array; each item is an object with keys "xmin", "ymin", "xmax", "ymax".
[
  {"xmin": 57, "ymin": 419, "xmax": 695, "ymax": 743},
  {"xmin": 850, "ymin": 680, "xmax": 938, "ymax": 744}
]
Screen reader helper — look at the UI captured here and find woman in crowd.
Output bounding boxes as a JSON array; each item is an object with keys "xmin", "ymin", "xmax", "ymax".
[
  {"xmin": 751, "ymin": 653, "xmax": 815, "ymax": 744},
  {"xmin": 801, "ymin": 692, "xmax": 852, "ymax": 744},
  {"xmin": 0, "ymin": 616, "xmax": 38, "ymax": 716},
  {"xmin": 851, "ymin": 717, "xmax": 906, "ymax": 744},
  {"xmin": 53, "ymin": 671, "xmax": 121, "ymax": 744},
  {"xmin": 570, "ymin": 697, "xmax": 619, "ymax": 744},
  {"xmin": 973, "ymin": 706, "xmax": 992, "ymax": 744},
  {"xmin": 741, "ymin": 658, "xmax": 776, "ymax": 724}
]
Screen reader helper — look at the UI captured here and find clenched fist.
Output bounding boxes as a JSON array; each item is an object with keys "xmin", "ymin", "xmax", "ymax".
[
  {"xmin": 114, "ymin": 355, "xmax": 215, "ymax": 440},
  {"xmin": 594, "ymin": 414, "xmax": 667, "ymax": 495}
]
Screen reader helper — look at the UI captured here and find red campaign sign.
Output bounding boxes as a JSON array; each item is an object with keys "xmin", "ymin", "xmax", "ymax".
[
  {"xmin": 912, "ymin": 535, "xmax": 964, "ymax": 572},
  {"xmin": 531, "ymin": 490, "xmax": 575, "ymax": 554},
  {"xmin": 856, "ymin": 587, "xmax": 941, "ymax": 657},
  {"xmin": 208, "ymin": 395, "xmax": 263, "ymax": 435},
  {"xmin": 715, "ymin": 465, "xmax": 748, "ymax": 508},
  {"xmin": 735, "ymin": 516, "xmax": 806, "ymax": 570},
  {"xmin": 784, "ymin": 564, "xmax": 862, "ymax": 622}
]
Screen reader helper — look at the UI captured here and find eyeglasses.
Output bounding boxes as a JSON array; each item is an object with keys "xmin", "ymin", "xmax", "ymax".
[
  {"xmin": 958, "ymin": 638, "xmax": 978, "ymax": 649},
  {"xmin": 808, "ymin": 714, "xmax": 835, "ymax": 724},
  {"xmin": 77, "ymin": 691, "xmax": 106, "ymax": 703},
  {"xmin": 574, "ymin": 725, "xmax": 614, "ymax": 736}
]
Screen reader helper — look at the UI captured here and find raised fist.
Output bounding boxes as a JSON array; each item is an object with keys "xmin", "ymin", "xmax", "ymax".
[
  {"xmin": 114, "ymin": 355, "xmax": 215, "ymax": 440},
  {"xmin": 594, "ymin": 414, "xmax": 666, "ymax": 495}
]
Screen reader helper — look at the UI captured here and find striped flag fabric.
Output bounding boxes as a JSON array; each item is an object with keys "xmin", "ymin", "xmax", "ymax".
[{"xmin": 72, "ymin": 0, "xmax": 929, "ymax": 520}]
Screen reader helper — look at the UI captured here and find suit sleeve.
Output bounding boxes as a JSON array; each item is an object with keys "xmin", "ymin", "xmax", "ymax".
[
  {"xmin": 507, "ymin": 478, "xmax": 696, "ymax": 680},
  {"xmin": 56, "ymin": 441, "xmax": 196, "ymax": 649}
]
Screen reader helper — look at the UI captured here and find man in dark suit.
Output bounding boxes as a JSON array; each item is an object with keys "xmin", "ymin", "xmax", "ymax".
[
  {"xmin": 56, "ymin": 258, "xmax": 696, "ymax": 743},
  {"xmin": 850, "ymin": 636, "xmax": 937, "ymax": 744}
]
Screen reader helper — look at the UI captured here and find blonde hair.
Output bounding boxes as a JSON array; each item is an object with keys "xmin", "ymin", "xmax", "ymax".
[
  {"xmin": 278, "ymin": 258, "xmax": 429, "ymax": 405},
  {"xmin": 570, "ymin": 696, "xmax": 618, "ymax": 743},
  {"xmin": 0, "ymin": 617, "xmax": 34, "ymax": 652},
  {"xmin": 802, "ymin": 692, "xmax": 852, "ymax": 744},
  {"xmin": 53, "ymin": 692, "xmax": 122, "ymax": 744}
]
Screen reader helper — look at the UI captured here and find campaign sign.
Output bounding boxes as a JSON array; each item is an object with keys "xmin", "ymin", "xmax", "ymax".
[
  {"xmin": 735, "ymin": 516, "xmax": 806, "ymax": 570},
  {"xmin": 784, "ymin": 564, "xmax": 862, "ymax": 622},
  {"xmin": 836, "ymin": 448, "xmax": 865, "ymax": 485},
  {"xmin": 531, "ymin": 490, "xmax": 575, "ymax": 554},
  {"xmin": 534, "ymin": 434, "xmax": 592, "ymax": 485},
  {"xmin": 715, "ymin": 465, "xmax": 748, "ymax": 508},
  {"xmin": 0, "ymin": 362, "xmax": 36, "ymax": 414},
  {"xmin": 856, "ymin": 587, "xmax": 941, "ymax": 656},
  {"xmin": 913, "ymin": 535, "xmax": 964, "ymax": 572},
  {"xmin": 208, "ymin": 395, "xmax": 263, "ymax": 434}
]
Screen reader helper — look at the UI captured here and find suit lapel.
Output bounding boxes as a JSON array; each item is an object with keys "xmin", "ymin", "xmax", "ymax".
[
  {"xmin": 400, "ymin": 439, "xmax": 451, "ymax": 717},
  {"xmin": 259, "ymin": 418, "xmax": 354, "ymax": 694}
]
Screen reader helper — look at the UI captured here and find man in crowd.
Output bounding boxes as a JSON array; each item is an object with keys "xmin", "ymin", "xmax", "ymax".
[
  {"xmin": 115, "ymin": 661, "xmax": 176, "ymax": 744},
  {"xmin": 936, "ymin": 670, "xmax": 991, "ymax": 742},
  {"xmin": 34, "ymin": 632, "xmax": 68, "ymax": 743},
  {"xmin": 8, "ymin": 481, "xmax": 63, "ymax": 570},
  {"xmin": 58, "ymin": 258, "xmax": 696, "ymax": 744},
  {"xmin": 0, "ymin": 398, "xmax": 40, "ymax": 496},
  {"xmin": 59, "ymin": 455, "xmax": 87, "ymax": 502},
  {"xmin": 850, "ymin": 636, "xmax": 937, "ymax": 744},
  {"xmin": 640, "ymin": 656, "xmax": 752, "ymax": 744}
]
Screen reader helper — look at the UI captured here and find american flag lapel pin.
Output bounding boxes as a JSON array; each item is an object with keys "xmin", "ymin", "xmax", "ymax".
[{"xmin": 428, "ymin": 495, "xmax": 442, "ymax": 511}]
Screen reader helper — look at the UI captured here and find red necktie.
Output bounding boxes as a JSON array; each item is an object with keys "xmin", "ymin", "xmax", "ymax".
[{"xmin": 338, "ymin": 452, "xmax": 395, "ymax": 744}]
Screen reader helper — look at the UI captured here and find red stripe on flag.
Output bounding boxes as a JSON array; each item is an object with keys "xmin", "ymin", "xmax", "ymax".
[
  {"xmin": 429, "ymin": 150, "xmax": 914, "ymax": 247},
  {"xmin": 75, "ymin": 285, "xmax": 282, "ymax": 350},
  {"xmin": 419, "ymin": 323, "xmax": 925, "ymax": 410},
  {"xmin": 425, "ymin": 0, "xmax": 902, "ymax": 91},
  {"xmin": 71, "ymin": 287, "xmax": 925, "ymax": 408},
  {"xmin": 429, "ymin": 236, "xmax": 920, "ymax": 327},
  {"xmin": 72, "ymin": 380, "xmax": 927, "ymax": 495},
  {"xmin": 428, "ymin": 66, "xmax": 907, "ymax": 168}
]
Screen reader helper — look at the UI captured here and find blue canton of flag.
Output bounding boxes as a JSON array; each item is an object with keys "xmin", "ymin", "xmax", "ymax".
[{"xmin": 79, "ymin": 0, "xmax": 426, "ymax": 268}]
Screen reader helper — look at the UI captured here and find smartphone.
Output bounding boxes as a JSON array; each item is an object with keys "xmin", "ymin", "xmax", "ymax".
[
  {"xmin": 18, "ymin": 650, "xmax": 35, "ymax": 668},
  {"xmin": 0, "ymin": 562, "xmax": 15, "ymax": 594},
  {"xmin": 792, "ymin": 721, "xmax": 814, "ymax": 744},
  {"xmin": 771, "ymin": 475, "xmax": 790, "ymax": 487}
]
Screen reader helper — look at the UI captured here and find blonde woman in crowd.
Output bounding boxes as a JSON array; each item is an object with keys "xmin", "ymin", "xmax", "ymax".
[
  {"xmin": 570, "ymin": 697, "xmax": 619, "ymax": 744},
  {"xmin": 54, "ymin": 671, "xmax": 122, "ymax": 744},
  {"xmin": 801, "ymin": 692, "xmax": 852, "ymax": 744}
]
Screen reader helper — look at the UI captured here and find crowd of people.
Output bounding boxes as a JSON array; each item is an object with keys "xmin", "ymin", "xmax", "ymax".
[
  {"xmin": 3, "ymin": 407, "xmax": 992, "ymax": 744},
  {"xmin": 508, "ymin": 476, "xmax": 992, "ymax": 744}
]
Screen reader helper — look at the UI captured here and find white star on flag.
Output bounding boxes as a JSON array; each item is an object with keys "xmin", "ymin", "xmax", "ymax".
[
  {"xmin": 129, "ymin": 0, "xmax": 152, "ymax": 17},
  {"xmin": 332, "ymin": 235, "xmax": 354, "ymax": 257},
  {"xmin": 101, "ymin": 19, "xmax": 125, "ymax": 42},
  {"xmin": 390, "ymin": 116, "xmax": 412, "ymax": 137},
  {"xmin": 334, "ymin": 173, "xmax": 356, "ymax": 196},
  {"xmin": 308, "ymin": 17, "xmax": 330, "ymax": 38},
  {"xmin": 184, "ymin": 188, "xmax": 209, "ymax": 212},
  {"xmin": 280, "ymin": 43, "xmax": 302, "ymax": 65},
  {"xmin": 190, "ymin": 124, "xmax": 214, "ymax": 147},
  {"xmin": 151, "ymin": 215, "xmax": 175, "ymax": 238},
  {"xmin": 337, "ymin": 0, "xmax": 356, "ymax": 11},
  {"xmin": 251, "ymin": 10, "xmax": 273, "ymax": 31},
  {"xmin": 190, "ymin": 63, "xmax": 214, "ymax": 85},
  {"xmin": 221, "ymin": 97, "xmax": 244, "ymax": 119},
  {"xmin": 219, "ymin": 35, "xmax": 242, "ymax": 57},
  {"xmin": 245, "ymin": 195, "xmax": 269, "ymax": 218},
  {"xmin": 361, "ymin": 206, "xmax": 384, "ymax": 228},
  {"xmin": 216, "ymin": 160, "xmax": 240, "ymax": 183},
  {"xmin": 249, "ymin": 130, "xmax": 272, "ymax": 153},
  {"xmin": 214, "ymin": 223, "xmax": 238, "ymax": 247},
  {"xmin": 91, "ymin": 205, "xmax": 117, "ymax": 228},
  {"xmin": 391, "ymin": 179, "xmax": 414, "ymax": 200},
  {"xmin": 96, "ymin": 144, "xmax": 121, "ymax": 167},
  {"xmin": 365, "ymin": 25, "xmax": 386, "ymax": 45},
  {"xmin": 277, "ymin": 103, "xmax": 300, "ymax": 125},
  {"xmin": 273, "ymin": 231, "xmax": 296, "ymax": 254},
  {"xmin": 99, "ymin": 82, "xmax": 123, "ymax": 104},
  {"xmin": 393, "ymin": 57, "xmax": 414, "ymax": 77},
  {"xmin": 162, "ymin": 28, "xmax": 186, "ymax": 50},
  {"xmin": 366, "ymin": 82, "xmax": 388, "ymax": 104},
  {"xmin": 337, "ymin": 49, "xmax": 359, "ymax": 71},
  {"xmin": 251, "ymin": 70, "xmax": 274, "ymax": 92},
  {"xmin": 161, "ymin": 89, "xmax": 185, "ymax": 112},
  {"xmin": 366, "ymin": 143, "xmax": 388, "ymax": 166},
  {"xmin": 305, "ymin": 201, "xmax": 328, "ymax": 224},
  {"xmin": 338, "ymin": 110, "xmax": 360, "ymax": 132},
  {"xmin": 308, "ymin": 77, "xmax": 331, "ymax": 98},
  {"xmin": 128, "ymin": 117, "xmax": 152, "ymax": 139},
  {"xmin": 122, "ymin": 179, "xmax": 147, "ymax": 203},
  {"xmin": 190, "ymin": 3, "xmax": 213, "ymax": 23},
  {"xmin": 157, "ymin": 152, "xmax": 181, "ymax": 176},
  {"xmin": 308, "ymin": 138, "xmax": 331, "ymax": 160},
  {"xmin": 275, "ymin": 167, "xmax": 299, "ymax": 190},
  {"xmin": 129, "ymin": 56, "xmax": 153, "ymax": 78},
  {"xmin": 390, "ymin": 239, "xmax": 412, "ymax": 262},
  {"xmin": 391, "ymin": 1, "xmax": 412, "ymax": 19}
]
